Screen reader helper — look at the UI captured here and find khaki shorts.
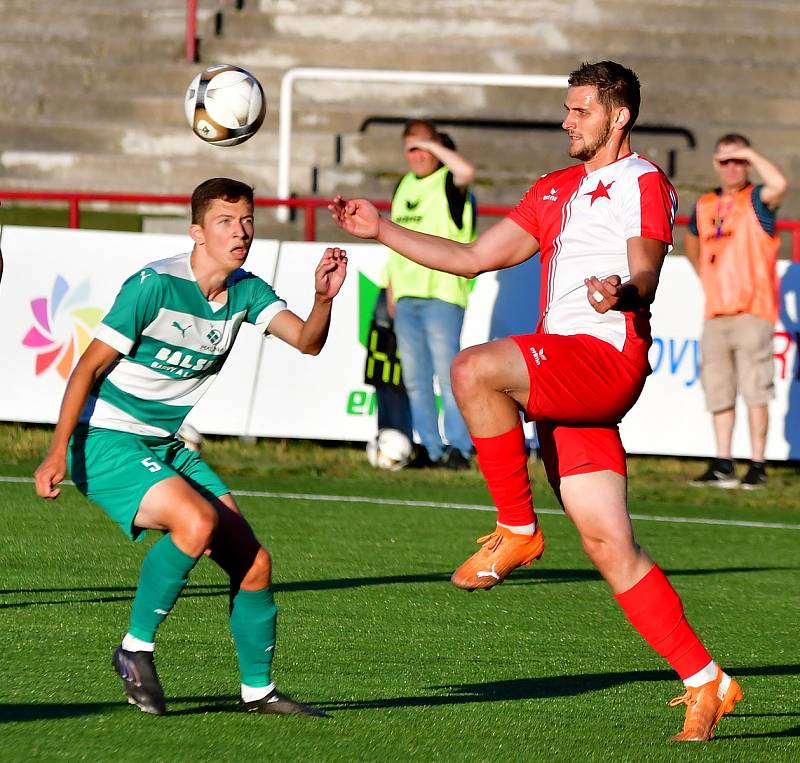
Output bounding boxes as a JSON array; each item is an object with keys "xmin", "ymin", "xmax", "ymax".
[{"xmin": 700, "ymin": 314, "xmax": 775, "ymax": 412}]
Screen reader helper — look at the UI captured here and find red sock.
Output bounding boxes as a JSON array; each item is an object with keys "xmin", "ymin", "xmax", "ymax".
[
  {"xmin": 615, "ymin": 565, "xmax": 712, "ymax": 680},
  {"xmin": 472, "ymin": 423, "xmax": 536, "ymax": 527}
]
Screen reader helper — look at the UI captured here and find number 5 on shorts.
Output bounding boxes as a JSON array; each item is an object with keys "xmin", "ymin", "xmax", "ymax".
[{"xmin": 140, "ymin": 457, "xmax": 162, "ymax": 473}]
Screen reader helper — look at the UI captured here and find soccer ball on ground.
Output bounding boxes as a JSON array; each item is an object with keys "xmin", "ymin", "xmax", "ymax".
[
  {"xmin": 184, "ymin": 64, "xmax": 266, "ymax": 147},
  {"xmin": 366, "ymin": 429, "xmax": 413, "ymax": 471}
]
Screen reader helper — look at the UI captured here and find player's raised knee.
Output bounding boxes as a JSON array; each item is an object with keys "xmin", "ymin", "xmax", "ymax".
[{"xmin": 450, "ymin": 347, "xmax": 486, "ymax": 395}]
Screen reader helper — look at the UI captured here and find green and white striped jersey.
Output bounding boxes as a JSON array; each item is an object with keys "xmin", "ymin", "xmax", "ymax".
[{"xmin": 85, "ymin": 251, "xmax": 286, "ymax": 437}]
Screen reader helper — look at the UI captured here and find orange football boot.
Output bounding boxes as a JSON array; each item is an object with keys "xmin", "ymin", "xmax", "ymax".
[
  {"xmin": 450, "ymin": 524, "xmax": 545, "ymax": 590},
  {"xmin": 669, "ymin": 668, "xmax": 743, "ymax": 741}
]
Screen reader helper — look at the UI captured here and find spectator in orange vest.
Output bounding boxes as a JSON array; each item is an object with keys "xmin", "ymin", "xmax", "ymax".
[{"xmin": 685, "ymin": 134, "xmax": 788, "ymax": 488}]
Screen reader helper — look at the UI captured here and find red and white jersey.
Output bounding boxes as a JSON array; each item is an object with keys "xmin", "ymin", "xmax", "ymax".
[{"xmin": 509, "ymin": 153, "xmax": 677, "ymax": 351}]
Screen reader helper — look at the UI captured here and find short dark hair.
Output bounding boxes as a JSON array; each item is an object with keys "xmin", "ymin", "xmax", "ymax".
[
  {"xmin": 715, "ymin": 133, "xmax": 750, "ymax": 149},
  {"xmin": 191, "ymin": 177, "xmax": 254, "ymax": 224},
  {"xmin": 402, "ymin": 119, "xmax": 439, "ymax": 141},
  {"xmin": 568, "ymin": 61, "xmax": 641, "ymax": 132},
  {"xmin": 438, "ymin": 131, "xmax": 457, "ymax": 151}
]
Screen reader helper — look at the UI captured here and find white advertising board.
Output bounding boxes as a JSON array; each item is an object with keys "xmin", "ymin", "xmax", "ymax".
[
  {"xmin": 0, "ymin": 226, "xmax": 797, "ymax": 460},
  {"xmin": 625, "ymin": 258, "xmax": 800, "ymax": 460},
  {"xmin": 0, "ymin": 226, "xmax": 279, "ymax": 432},
  {"xmin": 246, "ymin": 241, "xmax": 389, "ymax": 440}
]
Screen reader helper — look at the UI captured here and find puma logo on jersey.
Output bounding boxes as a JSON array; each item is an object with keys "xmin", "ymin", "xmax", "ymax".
[
  {"xmin": 530, "ymin": 347, "xmax": 547, "ymax": 366},
  {"xmin": 406, "ymin": 199, "xmax": 420, "ymax": 210},
  {"xmin": 542, "ymin": 188, "xmax": 559, "ymax": 202},
  {"xmin": 172, "ymin": 321, "xmax": 190, "ymax": 338},
  {"xmin": 139, "ymin": 270, "xmax": 151, "ymax": 284}
]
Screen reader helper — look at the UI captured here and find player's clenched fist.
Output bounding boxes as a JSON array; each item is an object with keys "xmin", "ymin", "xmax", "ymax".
[
  {"xmin": 585, "ymin": 274, "xmax": 622, "ymax": 313},
  {"xmin": 328, "ymin": 196, "xmax": 380, "ymax": 239},
  {"xmin": 34, "ymin": 453, "xmax": 66, "ymax": 500}
]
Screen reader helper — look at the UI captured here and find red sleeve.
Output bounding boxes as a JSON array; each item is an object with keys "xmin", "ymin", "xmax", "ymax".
[
  {"xmin": 634, "ymin": 170, "xmax": 677, "ymax": 245},
  {"xmin": 508, "ymin": 180, "xmax": 541, "ymax": 239}
]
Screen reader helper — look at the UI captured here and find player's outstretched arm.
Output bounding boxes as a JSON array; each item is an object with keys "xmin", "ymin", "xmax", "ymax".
[
  {"xmin": 328, "ymin": 196, "xmax": 381, "ymax": 239},
  {"xmin": 266, "ymin": 247, "xmax": 348, "ymax": 355},
  {"xmin": 329, "ymin": 195, "xmax": 539, "ymax": 277},
  {"xmin": 585, "ymin": 237, "xmax": 667, "ymax": 314},
  {"xmin": 34, "ymin": 339, "xmax": 120, "ymax": 499}
]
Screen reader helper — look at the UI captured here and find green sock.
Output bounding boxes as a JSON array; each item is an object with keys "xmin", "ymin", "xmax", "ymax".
[
  {"xmin": 230, "ymin": 587, "xmax": 277, "ymax": 687},
  {"xmin": 128, "ymin": 534, "xmax": 199, "ymax": 642}
]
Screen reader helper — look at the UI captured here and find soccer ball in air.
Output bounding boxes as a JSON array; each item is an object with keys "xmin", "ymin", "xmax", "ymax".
[
  {"xmin": 366, "ymin": 429, "xmax": 413, "ymax": 471},
  {"xmin": 184, "ymin": 64, "xmax": 266, "ymax": 147}
]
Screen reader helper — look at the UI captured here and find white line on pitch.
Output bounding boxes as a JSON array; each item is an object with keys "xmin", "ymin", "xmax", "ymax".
[{"xmin": 4, "ymin": 475, "xmax": 800, "ymax": 531}]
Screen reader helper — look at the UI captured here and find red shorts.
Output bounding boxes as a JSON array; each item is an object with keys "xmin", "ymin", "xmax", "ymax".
[{"xmin": 511, "ymin": 313, "xmax": 651, "ymax": 483}]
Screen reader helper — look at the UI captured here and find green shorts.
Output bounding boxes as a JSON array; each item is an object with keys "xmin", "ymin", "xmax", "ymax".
[{"xmin": 67, "ymin": 426, "xmax": 230, "ymax": 542}]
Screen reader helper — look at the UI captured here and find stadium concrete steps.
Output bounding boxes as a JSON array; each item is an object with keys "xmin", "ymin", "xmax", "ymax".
[
  {"xmin": 212, "ymin": 7, "xmax": 800, "ymax": 63},
  {"xmin": 0, "ymin": 5, "xmax": 211, "ymax": 42},
  {"xmin": 231, "ymin": 0, "xmax": 798, "ymax": 31},
  {"xmin": 2, "ymin": 0, "xmax": 800, "ymax": 227},
  {"xmin": 0, "ymin": 116, "xmax": 333, "ymax": 161},
  {"xmin": 6, "ymin": 52, "xmax": 797, "ymax": 132},
  {"xmin": 0, "ymin": 62, "xmax": 279, "ymax": 107},
  {"xmin": 331, "ymin": 127, "xmax": 798, "ymax": 176},
  {"xmin": 0, "ymin": 38, "xmax": 186, "ymax": 66}
]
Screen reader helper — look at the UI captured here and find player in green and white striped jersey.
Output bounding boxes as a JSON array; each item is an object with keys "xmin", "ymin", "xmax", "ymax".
[{"xmin": 34, "ymin": 178, "xmax": 347, "ymax": 718}]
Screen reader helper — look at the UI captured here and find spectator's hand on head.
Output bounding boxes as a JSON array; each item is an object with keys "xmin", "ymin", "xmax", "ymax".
[
  {"xmin": 329, "ymin": 196, "xmax": 380, "ymax": 239},
  {"xmin": 407, "ymin": 139, "xmax": 437, "ymax": 154},
  {"xmin": 585, "ymin": 274, "xmax": 622, "ymax": 314},
  {"xmin": 714, "ymin": 145, "xmax": 751, "ymax": 165},
  {"xmin": 314, "ymin": 247, "xmax": 348, "ymax": 300}
]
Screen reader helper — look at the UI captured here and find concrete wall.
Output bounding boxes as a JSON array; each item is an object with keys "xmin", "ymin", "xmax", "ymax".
[{"xmin": 1, "ymin": 0, "xmax": 799, "ymax": 242}]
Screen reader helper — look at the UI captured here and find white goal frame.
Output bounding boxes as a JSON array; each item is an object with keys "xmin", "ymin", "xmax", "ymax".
[{"xmin": 277, "ymin": 67, "xmax": 569, "ymax": 220}]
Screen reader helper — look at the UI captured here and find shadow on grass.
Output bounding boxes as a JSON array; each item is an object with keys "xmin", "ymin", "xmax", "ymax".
[
  {"xmin": 720, "ymin": 728, "xmax": 800, "ymax": 740},
  {"xmin": 0, "ymin": 584, "xmax": 229, "ymax": 610},
  {"xmin": 718, "ymin": 711, "xmax": 800, "ymax": 739},
  {"xmin": 4, "ymin": 665, "xmax": 798, "ymax": 725},
  {"xmin": 1, "ymin": 564, "xmax": 794, "ymax": 610},
  {"xmin": 317, "ymin": 663, "xmax": 800, "ymax": 712},
  {"xmin": 0, "ymin": 695, "xmax": 241, "ymax": 723}
]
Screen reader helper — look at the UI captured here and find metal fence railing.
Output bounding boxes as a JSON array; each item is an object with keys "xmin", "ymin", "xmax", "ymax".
[{"xmin": 1, "ymin": 189, "xmax": 799, "ymax": 261}]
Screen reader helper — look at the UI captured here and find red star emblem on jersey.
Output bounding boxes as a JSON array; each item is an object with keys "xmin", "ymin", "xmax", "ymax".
[{"xmin": 585, "ymin": 180, "xmax": 614, "ymax": 205}]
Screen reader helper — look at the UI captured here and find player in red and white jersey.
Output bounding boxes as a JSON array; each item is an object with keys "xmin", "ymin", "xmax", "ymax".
[
  {"xmin": 330, "ymin": 61, "xmax": 740, "ymax": 741},
  {"xmin": 515, "ymin": 154, "xmax": 676, "ymax": 350}
]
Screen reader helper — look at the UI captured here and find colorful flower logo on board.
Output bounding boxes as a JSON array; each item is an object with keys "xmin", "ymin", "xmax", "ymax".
[{"xmin": 22, "ymin": 276, "xmax": 103, "ymax": 380}]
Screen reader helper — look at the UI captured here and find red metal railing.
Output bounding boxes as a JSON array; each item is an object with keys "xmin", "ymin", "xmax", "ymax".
[
  {"xmin": 1, "ymin": 189, "xmax": 799, "ymax": 261},
  {"xmin": 185, "ymin": 0, "xmax": 198, "ymax": 63}
]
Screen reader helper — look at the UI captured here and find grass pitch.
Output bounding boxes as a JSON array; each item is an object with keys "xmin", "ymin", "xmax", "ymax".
[{"xmin": 1, "ymin": 424, "xmax": 798, "ymax": 762}]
